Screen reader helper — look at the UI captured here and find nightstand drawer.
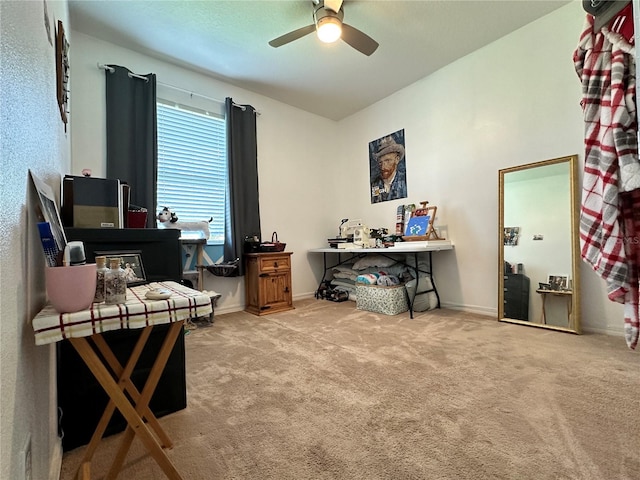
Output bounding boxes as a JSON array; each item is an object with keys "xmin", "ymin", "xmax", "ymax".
[{"xmin": 258, "ymin": 255, "xmax": 290, "ymax": 273}]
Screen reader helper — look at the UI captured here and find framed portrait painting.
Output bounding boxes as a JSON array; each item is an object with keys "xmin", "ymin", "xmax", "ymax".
[{"xmin": 369, "ymin": 129, "xmax": 407, "ymax": 204}]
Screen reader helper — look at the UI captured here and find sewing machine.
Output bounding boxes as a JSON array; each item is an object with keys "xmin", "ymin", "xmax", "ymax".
[
  {"xmin": 340, "ymin": 219, "xmax": 369, "ymax": 247},
  {"xmin": 327, "ymin": 219, "xmax": 370, "ymax": 248}
]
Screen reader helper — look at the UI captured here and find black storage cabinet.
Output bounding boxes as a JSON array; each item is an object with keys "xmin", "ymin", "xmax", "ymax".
[
  {"xmin": 503, "ymin": 273, "xmax": 530, "ymax": 321},
  {"xmin": 58, "ymin": 228, "xmax": 186, "ymax": 451}
]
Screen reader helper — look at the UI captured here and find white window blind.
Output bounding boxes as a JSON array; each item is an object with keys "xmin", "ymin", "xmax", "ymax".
[{"xmin": 156, "ymin": 100, "xmax": 226, "ymax": 243}]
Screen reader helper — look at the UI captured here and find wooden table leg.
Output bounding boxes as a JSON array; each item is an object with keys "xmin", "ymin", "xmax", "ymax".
[
  {"xmin": 78, "ymin": 462, "xmax": 90, "ymax": 480},
  {"xmin": 106, "ymin": 322, "xmax": 183, "ymax": 479},
  {"xmin": 78, "ymin": 326, "xmax": 170, "ymax": 471},
  {"xmin": 69, "ymin": 326, "xmax": 184, "ymax": 480},
  {"xmin": 92, "ymin": 329, "xmax": 173, "ymax": 448}
]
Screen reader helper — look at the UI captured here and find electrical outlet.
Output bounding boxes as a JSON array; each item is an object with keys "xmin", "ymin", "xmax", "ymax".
[{"xmin": 19, "ymin": 434, "xmax": 32, "ymax": 480}]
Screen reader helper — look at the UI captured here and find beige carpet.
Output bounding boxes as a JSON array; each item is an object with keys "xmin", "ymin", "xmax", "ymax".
[{"xmin": 60, "ymin": 299, "xmax": 640, "ymax": 480}]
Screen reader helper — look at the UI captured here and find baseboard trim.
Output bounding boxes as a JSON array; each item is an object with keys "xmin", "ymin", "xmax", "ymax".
[
  {"xmin": 581, "ymin": 325, "xmax": 625, "ymax": 337},
  {"xmin": 211, "ymin": 293, "xmax": 317, "ymax": 317},
  {"xmin": 214, "ymin": 298, "xmax": 496, "ymax": 319},
  {"xmin": 210, "ymin": 296, "xmax": 625, "ymax": 338},
  {"xmin": 442, "ymin": 303, "xmax": 625, "ymax": 337},
  {"xmin": 440, "ymin": 302, "xmax": 496, "ymax": 317}
]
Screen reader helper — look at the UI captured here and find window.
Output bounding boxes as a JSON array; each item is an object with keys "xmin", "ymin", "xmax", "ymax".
[{"xmin": 156, "ymin": 100, "xmax": 226, "ymax": 244}]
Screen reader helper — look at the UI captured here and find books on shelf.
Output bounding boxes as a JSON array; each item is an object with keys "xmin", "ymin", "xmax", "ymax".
[
  {"xmin": 337, "ymin": 243, "xmax": 362, "ymax": 249},
  {"xmin": 327, "ymin": 237, "xmax": 351, "ymax": 248},
  {"xmin": 38, "ymin": 222, "xmax": 61, "ymax": 266}
]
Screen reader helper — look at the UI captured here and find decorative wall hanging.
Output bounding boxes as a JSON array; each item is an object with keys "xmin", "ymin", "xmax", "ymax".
[
  {"xmin": 369, "ymin": 129, "xmax": 407, "ymax": 203},
  {"xmin": 55, "ymin": 20, "xmax": 69, "ymax": 130}
]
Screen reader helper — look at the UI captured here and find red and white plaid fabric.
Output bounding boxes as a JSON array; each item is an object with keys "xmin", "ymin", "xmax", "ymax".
[
  {"xmin": 603, "ymin": 2, "xmax": 634, "ymax": 45},
  {"xmin": 574, "ymin": 15, "xmax": 639, "ymax": 349},
  {"xmin": 620, "ymin": 190, "xmax": 640, "ymax": 349},
  {"xmin": 32, "ymin": 281, "xmax": 213, "ymax": 345}
]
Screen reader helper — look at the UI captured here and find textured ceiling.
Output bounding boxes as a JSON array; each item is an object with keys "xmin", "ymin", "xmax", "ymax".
[{"xmin": 69, "ymin": 0, "xmax": 572, "ymax": 121}]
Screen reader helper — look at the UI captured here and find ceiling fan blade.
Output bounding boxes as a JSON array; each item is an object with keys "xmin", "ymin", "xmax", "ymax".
[
  {"xmin": 269, "ymin": 24, "xmax": 316, "ymax": 48},
  {"xmin": 341, "ymin": 23, "xmax": 379, "ymax": 56},
  {"xmin": 324, "ymin": 0, "xmax": 344, "ymax": 14}
]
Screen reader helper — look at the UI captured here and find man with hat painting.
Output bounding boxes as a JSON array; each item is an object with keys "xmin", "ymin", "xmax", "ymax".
[{"xmin": 370, "ymin": 132, "xmax": 407, "ymax": 203}]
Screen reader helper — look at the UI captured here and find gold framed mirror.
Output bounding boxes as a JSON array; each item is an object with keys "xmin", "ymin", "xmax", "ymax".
[{"xmin": 498, "ymin": 155, "xmax": 581, "ymax": 333}]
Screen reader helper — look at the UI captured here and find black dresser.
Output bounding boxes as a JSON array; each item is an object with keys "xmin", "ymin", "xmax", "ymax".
[
  {"xmin": 503, "ymin": 273, "xmax": 530, "ymax": 321},
  {"xmin": 58, "ymin": 228, "xmax": 186, "ymax": 451}
]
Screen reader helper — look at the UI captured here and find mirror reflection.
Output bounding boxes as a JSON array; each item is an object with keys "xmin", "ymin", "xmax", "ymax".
[{"xmin": 498, "ymin": 155, "xmax": 581, "ymax": 333}]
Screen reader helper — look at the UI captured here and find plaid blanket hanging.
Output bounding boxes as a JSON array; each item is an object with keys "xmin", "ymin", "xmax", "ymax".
[{"xmin": 574, "ymin": 14, "xmax": 639, "ymax": 349}]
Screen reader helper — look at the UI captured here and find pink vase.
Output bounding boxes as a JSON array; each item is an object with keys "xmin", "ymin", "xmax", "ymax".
[{"xmin": 45, "ymin": 263, "xmax": 97, "ymax": 313}]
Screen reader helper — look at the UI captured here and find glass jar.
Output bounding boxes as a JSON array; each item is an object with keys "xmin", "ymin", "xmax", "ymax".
[
  {"xmin": 105, "ymin": 258, "xmax": 127, "ymax": 304},
  {"xmin": 93, "ymin": 255, "xmax": 108, "ymax": 303}
]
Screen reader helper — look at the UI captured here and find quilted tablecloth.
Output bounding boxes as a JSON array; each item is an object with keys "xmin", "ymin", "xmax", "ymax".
[{"xmin": 32, "ymin": 281, "xmax": 212, "ymax": 345}]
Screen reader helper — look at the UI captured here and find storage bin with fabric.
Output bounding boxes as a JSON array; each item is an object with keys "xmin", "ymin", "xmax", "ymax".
[{"xmin": 356, "ymin": 283, "xmax": 408, "ymax": 315}]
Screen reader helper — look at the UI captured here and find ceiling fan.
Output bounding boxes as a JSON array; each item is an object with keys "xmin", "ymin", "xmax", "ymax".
[{"xmin": 268, "ymin": 0, "xmax": 379, "ymax": 56}]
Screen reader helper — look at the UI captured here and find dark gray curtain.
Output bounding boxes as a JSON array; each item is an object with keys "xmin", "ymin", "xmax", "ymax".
[
  {"xmin": 105, "ymin": 65, "xmax": 157, "ymax": 228},
  {"xmin": 224, "ymin": 97, "xmax": 260, "ymax": 276}
]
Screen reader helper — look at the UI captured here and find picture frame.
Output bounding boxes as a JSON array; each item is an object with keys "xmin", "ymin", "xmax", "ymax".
[
  {"xmin": 369, "ymin": 129, "xmax": 408, "ymax": 204},
  {"xmin": 55, "ymin": 20, "xmax": 70, "ymax": 130},
  {"xmin": 504, "ymin": 227, "xmax": 520, "ymax": 246},
  {"xmin": 29, "ymin": 170, "xmax": 67, "ymax": 252},
  {"xmin": 547, "ymin": 274, "xmax": 569, "ymax": 291},
  {"xmin": 95, "ymin": 250, "xmax": 147, "ymax": 286},
  {"xmin": 402, "ymin": 201, "xmax": 444, "ymax": 241},
  {"xmin": 404, "ymin": 213, "xmax": 431, "ymax": 237}
]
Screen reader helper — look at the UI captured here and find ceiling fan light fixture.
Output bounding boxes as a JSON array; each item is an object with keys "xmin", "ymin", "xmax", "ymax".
[{"xmin": 316, "ymin": 16, "xmax": 342, "ymax": 43}]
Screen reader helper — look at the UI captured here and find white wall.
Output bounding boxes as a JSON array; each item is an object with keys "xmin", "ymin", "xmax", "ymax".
[
  {"xmin": 70, "ymin": 32, "xmax": 339, "ymax": 311},
  {"xmin": 71, "ymin": 2, "xmax": 625, "ymax": 334},
  {"xmin": 336, "ymin": 1, "xmax": 623, "ymax": 334},
  {"xmin": 0, "ymin": 1, "xmax": 69, "ymax": 479},
  {"xmin": 1, "ymin": 2, "xmax": 633, "ymax": 479}
]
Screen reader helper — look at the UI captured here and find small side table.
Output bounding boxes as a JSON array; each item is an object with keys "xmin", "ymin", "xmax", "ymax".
[
  {"xmin": 536, "ymin": 289, "xmax": 573, "ymax": 327},
  {"xmin": 32, "ymin": 281, "xmax": 212, "ymax": 480},
  {"xmin": 244, "ymin": 252, "xmax": 294, "ymax": 315}
]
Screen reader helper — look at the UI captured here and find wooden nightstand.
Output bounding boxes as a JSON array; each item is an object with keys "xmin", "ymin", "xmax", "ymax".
[{"xmin": 244, "ymin": 252, "xmax": 293, "ymax": 315}]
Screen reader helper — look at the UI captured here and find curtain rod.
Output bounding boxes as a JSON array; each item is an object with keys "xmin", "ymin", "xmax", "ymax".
[{"xmin": 97, "ymin": 63, "xmax": 259, "ymax": 114}]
